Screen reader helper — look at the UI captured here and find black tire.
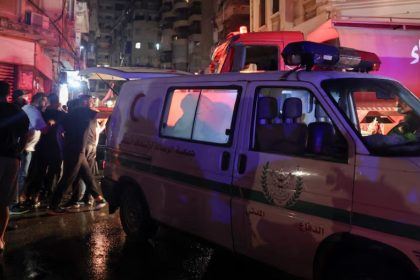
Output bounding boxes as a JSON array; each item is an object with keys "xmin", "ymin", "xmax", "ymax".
[
  {"xmin": 324, "ymin": 253, "xmax": 410, "ymax": 280},
  {"xmin": 119, "ymin": 186, "xmax": 157, "ymax": 240}
]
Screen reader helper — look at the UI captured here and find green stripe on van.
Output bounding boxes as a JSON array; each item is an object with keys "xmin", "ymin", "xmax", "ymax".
[
  {"xmin": 111, "ymin": 152, "xmax": 232, "ymax": 195},
  {"xmin": 235, "ymin": 186, "xmax": 350, "ymax": 223},
  {"xmin": 352, "ymin": 213, "xmax": 420, "ymax": 241},
  {"xmin": 106, "ymin": 151, "xmax": 420, "ymax": 241}
]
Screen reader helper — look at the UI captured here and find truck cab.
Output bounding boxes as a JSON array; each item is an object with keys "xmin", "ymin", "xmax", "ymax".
[{"xmin": 209, "ymin": 27, "xmax": 304, "ymax": 73}]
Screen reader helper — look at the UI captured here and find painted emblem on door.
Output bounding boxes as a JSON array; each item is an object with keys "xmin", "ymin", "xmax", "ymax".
[{"xmin": 260, "ymin": 162, "xmax": 304, "ymax": 207}]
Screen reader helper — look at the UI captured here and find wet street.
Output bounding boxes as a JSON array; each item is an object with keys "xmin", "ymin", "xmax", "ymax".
[{"xmin": 1, "ymin": 206, "xmax": 300, "ymax": 280}]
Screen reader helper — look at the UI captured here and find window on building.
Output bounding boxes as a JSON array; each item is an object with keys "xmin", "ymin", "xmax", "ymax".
[
  {"xmin": 148, "ymin": 42, "xmax": 154, "ymax": 49},
  {"xmin": 135, "ymin": 42, "xmax": 141, "ymax": 49},
  {"xmin": 272, "ymin": 0, "xmax": 279, "ymax": 14},
  {"xmin": 260, "ymin": 0, "xmax": 266, "ymax": 26},
  {"xmin": 115, "ymin": 3, "xmax": 124, "ymax": 10},
  {"xmin": 161, "ymin": 88, "xmax": 239, "ymax": 144}
]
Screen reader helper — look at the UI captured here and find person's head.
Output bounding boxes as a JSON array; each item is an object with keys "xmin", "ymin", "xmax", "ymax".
[
  {"xmin": 397, "ymin": 99, "xmax": 412, "ymax": 114},
  {"xmin": 47, "ymin": 94, "xmax": 60, "ymax": 109},
  {"xmin": 31, "ymin": 92, "xmax": 48, "ymax": 112},
  {"xmin": 180, "ymin": 94, "xmax": 198, "ymax": 114},
  {"xmin": 78, "ymin": 94, "xmax": 95, "ymax": 108},
  {"xmin": 12, "ymin": 89, "xmax": 28, "ymax": 107},
  {"xmin": 0, "ymin": 80, "xmax": 9, "ymax": 101},
  {"xmin": 67, "ymin": 98, "xmax": 81, "ymax": 112}
]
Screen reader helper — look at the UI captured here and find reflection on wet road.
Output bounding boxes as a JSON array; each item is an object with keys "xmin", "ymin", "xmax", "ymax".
[{"xmin": 1, "ymin": 208, "xmax": 300, "ymax": 280}]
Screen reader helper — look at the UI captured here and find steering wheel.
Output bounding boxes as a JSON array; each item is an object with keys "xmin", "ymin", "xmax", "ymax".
[{"xmin": 387, "ymin": 122, "xmax": 407, "ymax": 136}]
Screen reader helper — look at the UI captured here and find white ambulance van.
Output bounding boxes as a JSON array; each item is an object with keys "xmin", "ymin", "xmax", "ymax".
[{"xmin": 102, "ymin": 42, "xmax": 420, "ymax": 280}]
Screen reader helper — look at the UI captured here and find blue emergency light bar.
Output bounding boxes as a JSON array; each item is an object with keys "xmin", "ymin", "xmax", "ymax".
[{"xmin": 282, "ymin": 41, "xmax": 381, "ymax": 72}]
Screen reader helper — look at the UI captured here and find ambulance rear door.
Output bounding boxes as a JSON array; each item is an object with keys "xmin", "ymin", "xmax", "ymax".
[{"xmin": 154, "ymin": 81, "xmax": 248, "ymax": 249}]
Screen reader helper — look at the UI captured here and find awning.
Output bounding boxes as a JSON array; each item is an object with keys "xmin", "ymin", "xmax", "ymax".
[
  {"xmin": 78, "ymin": 67, "xmax": 191, "ymax": 81},
  {"xmin": 0, "ymin": 36, "xmax": 53, "ymax": 80},
  {"xmin": 0, "ymin": 36, "xmax": 34, "ymax": 66}
]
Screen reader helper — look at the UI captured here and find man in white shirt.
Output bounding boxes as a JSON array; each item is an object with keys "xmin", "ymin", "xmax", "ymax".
[{"xmin": 10, "ymin": 93, "xmax": 48, "ymax": 214}]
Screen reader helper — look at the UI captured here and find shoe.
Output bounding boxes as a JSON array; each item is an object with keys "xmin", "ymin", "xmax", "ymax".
[
  {"xmin": 32, "ymin": 201, "xmax": 41, "ymax": 209},
  {"xmin": 94, "ymin": 199, "xmax": 107, "ymax": 210},
  {"xmin": 47, "ymin": 207, "xmax": 66, "ymax": 215},
  {"xmin": 82, "ymin": 196, "xmax": 94, "ymax": 206},
  {"xmin": 9, "ymin": 204, "xmax": 30, "ymax": 215},
  {"xmin": 62, "ymin": 201, "xmax": 80, "ymax": 210},
  {"xmin": 77, "ymin": 200, "xmax": 86, "ymax": 206}
]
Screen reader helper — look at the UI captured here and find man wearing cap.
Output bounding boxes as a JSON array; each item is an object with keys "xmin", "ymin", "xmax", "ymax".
[{"xmin": 11, "ymin": 89, "xmax": 28, "ymax": 108}]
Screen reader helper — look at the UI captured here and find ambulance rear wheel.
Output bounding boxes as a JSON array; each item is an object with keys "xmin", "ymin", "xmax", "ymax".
[
  {"xmin": 325, "ymin": 253, "xmax": 408, "ymax": 280},
  {"xmin": 120, "ymin": 186, "xmax": 156, "ymax": 240}
]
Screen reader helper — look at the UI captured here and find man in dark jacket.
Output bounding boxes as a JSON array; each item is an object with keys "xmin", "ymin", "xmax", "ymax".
[
  {"xmin": 49, "ymin": 95, "xmax": 106, "ymax": 213},
  {"xmin": 0, "ymin": 81, "xmax": 29, "ymax": 253}
]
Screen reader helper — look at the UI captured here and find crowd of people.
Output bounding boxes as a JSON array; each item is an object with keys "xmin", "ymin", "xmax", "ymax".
[{"xmin": 0, "ymin": 80, "xmax": 107, "ymax": 255}]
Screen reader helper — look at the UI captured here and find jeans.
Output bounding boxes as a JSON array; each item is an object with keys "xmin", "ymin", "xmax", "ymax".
[
  {"xmin": 15, "ymin": 151, "xmax": 32, "ymax": 202},
  {"xmin": 25, "ymin": 150, "xmax": 62, "ymax": 203}
]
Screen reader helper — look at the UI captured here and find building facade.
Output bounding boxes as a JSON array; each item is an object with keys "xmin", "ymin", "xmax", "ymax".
[
  {"xmin": 250, "ymin": 0, "xmax": 420, "ymax": 35},
  {"xmin": 95, "ymin": 0, "xmax": 125, "ymax": 66},
  {"xmin": 0, "ymin": 0, "xmax": 84, "ymax": 96},
  {"xmin": 160, "ymin": 0, "xmax": 215, "ymax": 73},
  {"xmin": 214, "ymin": 0, "xmax": 250, "ymax": 41},
  {"xmin": 93, "ymin": 0, "xmax": 161, "ymax": 68},
  {"xmin": 127, "ymin": 1, "xmax": 161, "ymax": 67}
]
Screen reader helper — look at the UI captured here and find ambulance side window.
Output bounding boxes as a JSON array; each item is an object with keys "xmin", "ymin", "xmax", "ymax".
[
  {"xmin": 161, "ymin": 88, "xmax": 238, "ymax": 145},
  {"xmin": 253, "ymin": 87, "xmax": 348, "ymax": 162}
]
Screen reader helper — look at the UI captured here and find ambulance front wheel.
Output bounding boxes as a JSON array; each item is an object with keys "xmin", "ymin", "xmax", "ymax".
[{"xmin": 120, "ymin": 185, "xmax": 157, "ymax": 241}]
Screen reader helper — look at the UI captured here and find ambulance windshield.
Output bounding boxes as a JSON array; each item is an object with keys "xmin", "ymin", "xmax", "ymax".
[{"xmin": 322, "ymin": 78, "xmax": 420, "ymax": 156}]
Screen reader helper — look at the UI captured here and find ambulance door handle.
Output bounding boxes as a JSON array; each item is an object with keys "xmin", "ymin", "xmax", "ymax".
[
  {"xmin": 237, "ymin": 154, "xmax": 247, "ymax": 174},
  {"xmin": 221, "ymin": 151, "xmax": 230, "ymax": 171}
]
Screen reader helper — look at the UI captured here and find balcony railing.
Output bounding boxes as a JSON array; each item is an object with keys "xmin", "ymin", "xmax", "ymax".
[
  {"xmin": 174, "ymin": 1, "xmax": 188, "ymax": 11},
  {"xmin": 174, "ymin": 19, "xmax": 189, "ymax": 29}
]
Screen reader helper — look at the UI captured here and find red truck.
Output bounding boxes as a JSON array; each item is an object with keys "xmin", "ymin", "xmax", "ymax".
[
  {"xmin": 209, "ymin": 27, "xmax": 304, "ymax": 73},
  {"xmin": 209, "ymin": 23, "xmax": 420, "ymax": 137},
  {"xmin": 210, "ymin": 21, "xmax": 420, "ymax": 98}
]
